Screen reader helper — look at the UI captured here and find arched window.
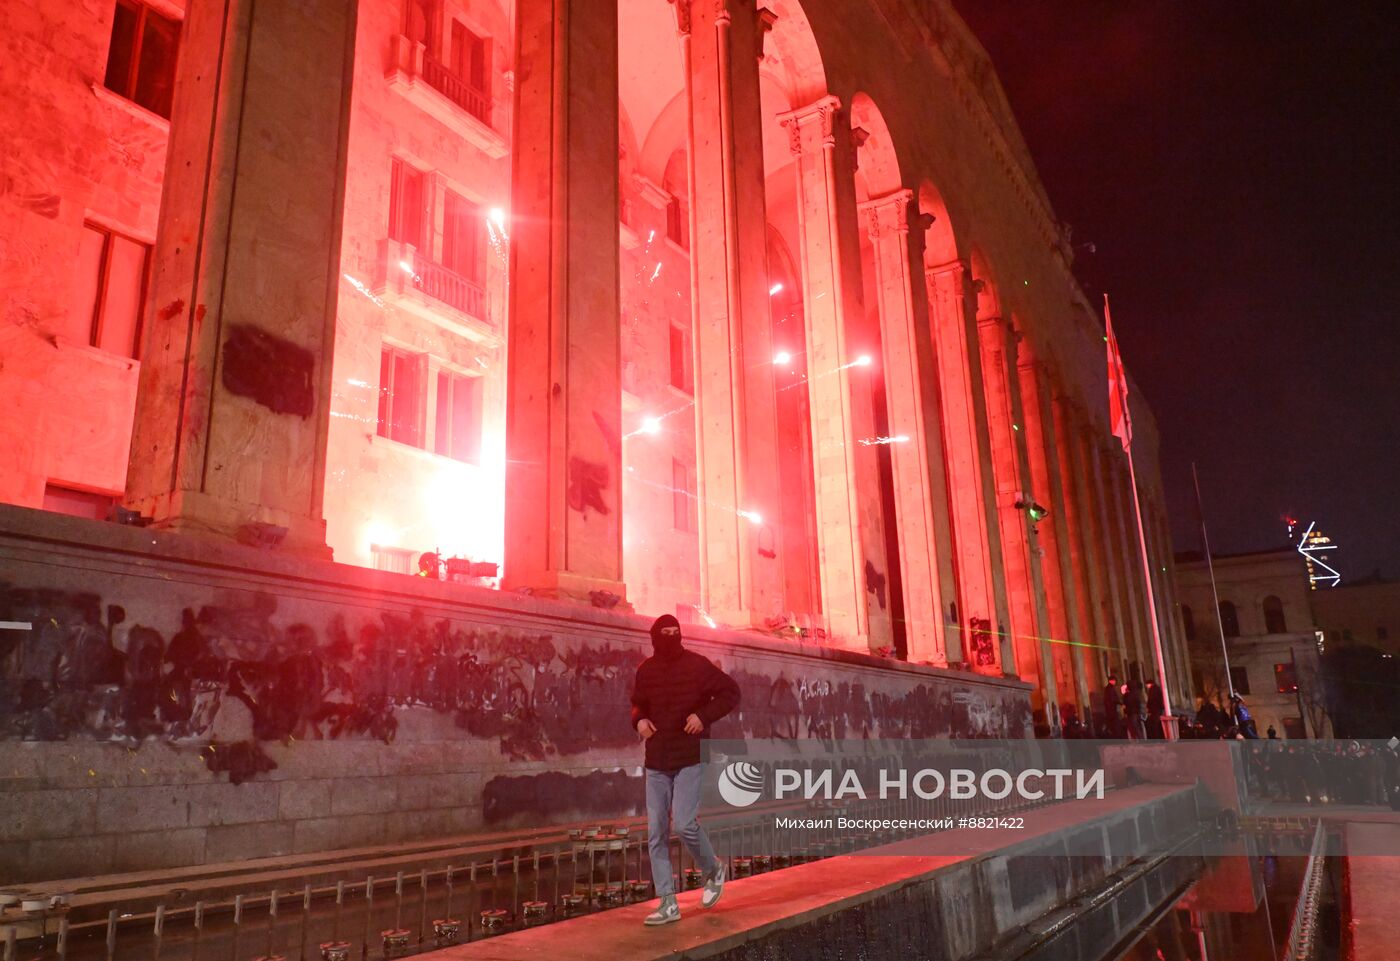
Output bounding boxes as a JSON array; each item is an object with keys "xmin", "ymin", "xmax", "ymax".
[
  {"xmin": 1181, "ymin": 604, "xmax": 1196, "ymax": 641},
  {"xmin": 1219, "ymin": 601, "xmax": 1240, "ymax": 639},
  {"xmin": 1263, "ymin": 595, "xmax": 1287, "ymax": 634}
]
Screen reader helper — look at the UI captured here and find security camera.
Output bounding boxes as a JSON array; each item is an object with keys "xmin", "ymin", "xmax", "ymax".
[{"xmin": 1015, "ymin": 498, "xmax": 1049, "ymax": 523}]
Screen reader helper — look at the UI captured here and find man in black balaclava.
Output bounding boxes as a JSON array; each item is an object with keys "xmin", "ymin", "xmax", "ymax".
[{"xmin": 631, "ymin": 614, "xmax": 740, "ymax": 926}]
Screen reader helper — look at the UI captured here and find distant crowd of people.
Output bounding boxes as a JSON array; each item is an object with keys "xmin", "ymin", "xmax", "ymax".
[
  {"xmin": 1043, "ymin": 671, "xmax": 1400, "ymax": 810},
  {"xmin": 1245, "ymin": 739, "xmax": 1400, "ymax": 808},
  {"xmin": 1046, "ymin": 673, "xmax": 1274, "ymax": 742}
]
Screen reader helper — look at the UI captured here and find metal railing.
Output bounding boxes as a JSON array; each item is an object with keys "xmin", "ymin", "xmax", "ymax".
[
  {"xmin": 420, "ymin": 56, "xmax": 491, "ymax": 126},
  {"xmin": 3, "ymin": 754, "xmax": 1079, "ymax": 961},
  {"xmin": 413, "ymin": 255, "xmax": 486, "ymax": 320},
  {"xmin": 1282, "ymin": 820, "xmax": 1329, "ymax": 961}
]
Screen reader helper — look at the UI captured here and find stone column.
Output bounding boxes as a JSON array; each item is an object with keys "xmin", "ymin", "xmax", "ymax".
[
  {"xmin": 778, "ymin": 96, "xmax": 880, "ymax": 649},
  {"xmin": 1074, "ymin": 414, "xmax": 1127, "ymax": 680},
  {"xmin": 1017, "ymin": 359, "xmax": 1080, "ymax": 722},
  {"xmin": 1086, "ymin": 438, "xmax": 1131, "ymax": 677},
  {"xmin": 672, "ymin": 0, "xmax": 784, "ymax": 627},
  {"xmin": 501, "ymin": 0, "xmax": 624, "ymax": 598},
  {"xmin": 976, "ymin": 315, "xmax": 1037, "ymax": 680},
  {"xmin": 1029, "ymin": 367, "xmax": 1092, "ymax": 720},
  {"xmin": 858, "ymin": 189, "xmax": 955, "ymax": 663},
  {"xmin": 925, "ymin": 261, "xmax": 1006, "ymax": 666},
  {"xmin": 125, "ymin": 0, "xmax": 359, "ymax": 555},
  {"xmin": 1001, "ymin": 338, "xmax": 1059, "ymax": 730},
  {"xmin": 1053, "ymin": 395, "xmax": 1108, "ymax": 726}
]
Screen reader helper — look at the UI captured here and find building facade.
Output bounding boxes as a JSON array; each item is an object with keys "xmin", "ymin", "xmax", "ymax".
[
  {"xmin": 0, "ymin": 0, "xmax": 1191, "ymax": 734},
  {"xmin": 1310, "ymin": 577, "xmax": 1400, "ymax": 655},
  {"xmin": 1175, "ymin": 548, "xmax": 1324, "ymax": 738}
]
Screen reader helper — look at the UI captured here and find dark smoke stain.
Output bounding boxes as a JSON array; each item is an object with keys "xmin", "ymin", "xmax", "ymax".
[
  {"xmin": 200, "ymin": 740, "xmax": 276, "ymax": 785},
  {"xmin": 864, "ymin": 560, "xmax": 887, "ymax": 610},
  {"xmin": 221, "ymin": 323, "xmax": 315, "ymax": 417},
  {"xmin": 483, "ymin": 769, "xmax": 644, "ymax": 825},
  {"xmin": 566, "ymin": 455, "xmax": 611, "ymax": 516}
]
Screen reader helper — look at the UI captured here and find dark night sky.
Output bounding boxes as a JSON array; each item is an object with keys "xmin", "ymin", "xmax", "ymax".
[{"xmin": 955, "ymin": 1, "xmax": 1400, "ymax": 578}]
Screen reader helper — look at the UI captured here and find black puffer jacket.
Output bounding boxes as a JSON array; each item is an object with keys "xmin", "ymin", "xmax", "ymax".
[{"xmin": 630, "ymin": 639, "xmax": 740, "ymax": 772}]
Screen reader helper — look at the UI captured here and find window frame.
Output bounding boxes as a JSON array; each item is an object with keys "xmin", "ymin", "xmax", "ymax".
[
  {"xmin": 1228, "ymin": 665, "xmax": 1250, "ymax": 696},
  {"xmin": 402, "ymin": 0, "xmax": 442, "ymax": 57},
  {"xmin": 433, "ymin": 367, "xmax": 484, "ymax": 465},
  {"xmin": 80, "ymin": 220, "xmax": 151, "ymax": 359},
  {"xmin": 389, "ymin": 157, "xmax": 429, "ymax": 251},
  {"xmin": 377, "ymin": 343, "xmax": 428, "ymax": 448},
  {"xmin": 441, "ymin": 188, "xmax": 484, "ymax": 283},
  {"xmin": 449, "ymin": 19, "xmax": 490, "ymax": 98},
  {"xmin": 1219, "ymin": 600, "xmax": 1240, "ymax": 639},
  {"xmin": 669, "ymin": 323, "xmax": 693, "ymax": 395},
  {"xmin": 371, "ymin": 544, "xmax": 416, "ymax": 575},
  {"xmin": 103, "ymin": 0, "xmax": 181, "ymax": 120}
]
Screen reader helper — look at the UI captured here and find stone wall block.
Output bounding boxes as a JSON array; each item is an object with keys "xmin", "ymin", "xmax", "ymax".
[
  {"xmin": 0, "ymin": 788, "xmax": 97, "ymax": 841},
  {"xmin": 113, "ymin": 827, "xmax": 206, "ymax": 873},
  {"xmin": 293, "ymin": 813, "xmax": 384, "ymax": 854},
  {"xmin": 328, "ymin": 776, "xmax": 399, "ymax": 817},
  {"xmin": 185, "ymin": 781, "xmax": 280, "ymax": 827},
  {"xmin": 204, "ymin": 821, "xmax": 295, "ymax": 863},
  {"xmin": 96, "ymin": 785, "xmax": 192, "ymax": 833}
]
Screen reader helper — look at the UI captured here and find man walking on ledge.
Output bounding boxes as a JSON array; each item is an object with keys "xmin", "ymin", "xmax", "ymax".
[{"xmin": 631, "ymin": 614, "xmax": 741, "ymax": 926}]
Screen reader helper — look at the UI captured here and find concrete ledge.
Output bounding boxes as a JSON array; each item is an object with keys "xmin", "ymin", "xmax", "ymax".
[{"xmin": 425, "ymin": 784, "xmax": 1200, "ymax": 961}]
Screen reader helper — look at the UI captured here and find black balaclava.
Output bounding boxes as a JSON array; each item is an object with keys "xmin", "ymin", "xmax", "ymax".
[{"xmin": 649, "ymin": 614, "xmax": 684, "ymax": 660}]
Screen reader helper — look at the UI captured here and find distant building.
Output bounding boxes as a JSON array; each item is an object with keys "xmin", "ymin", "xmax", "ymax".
[
  {"xmin": 1175, "ymin": 548, "xmax": 1326, "ymax": 739},
  {"xmin": 1310, "ymin": 575, "xmax": 1400, "ymax": 655}
]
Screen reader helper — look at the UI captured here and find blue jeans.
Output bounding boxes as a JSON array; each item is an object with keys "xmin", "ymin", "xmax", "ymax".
[{"xmin": 646, "ymin": 764, "xmax": 719, "ymax": 897}]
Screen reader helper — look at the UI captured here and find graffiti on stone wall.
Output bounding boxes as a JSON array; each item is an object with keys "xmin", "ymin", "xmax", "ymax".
[
  {"xmin": 0, "ymin": 584, "xmax": 641, "ymax": 778},
  {"xmin": 0, "ymin": 581, "xmax": 1029, "ymax": 788}
]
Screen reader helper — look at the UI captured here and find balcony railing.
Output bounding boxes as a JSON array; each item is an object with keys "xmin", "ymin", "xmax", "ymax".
[
  {"xmin": 421, "ymin": 54, "xmax": 491, "ymax": 126},
  {"xmin": 414, "ymin": 253, "xmax": 486, "ymax": 320}
]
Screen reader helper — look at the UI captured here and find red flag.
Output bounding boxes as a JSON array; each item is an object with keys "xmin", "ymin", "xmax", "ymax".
[{"xmin": 1105, "ymin": 294, "xmax": 1132, "ymax": 451}]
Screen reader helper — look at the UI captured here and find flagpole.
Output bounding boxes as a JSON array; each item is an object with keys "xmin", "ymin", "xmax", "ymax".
[
  {"xmin": 1192, "ymin": 461, "xmax": 1235, "ymax": 702},
  {"xmin": 1105, "ymin": 296, "xmax": 1176, "ymax": 736},
  {"xmin": 1121, "ymin": 443, "xmax": 1174, "ymax": 721}
]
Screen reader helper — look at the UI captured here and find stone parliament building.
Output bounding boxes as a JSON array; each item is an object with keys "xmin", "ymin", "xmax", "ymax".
[{"xmin": 0, "ymin": 0, "xmax": 1192, "ymax": 880}]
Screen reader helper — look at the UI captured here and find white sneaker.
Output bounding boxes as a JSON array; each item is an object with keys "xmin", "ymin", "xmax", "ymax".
[
  {"xmin": 644, "ymin": 896, "xmax": 680, "ymax": 926},
  {"xmin": 701, "ymin": 863, "xmax": 726, "ymax": 908}
]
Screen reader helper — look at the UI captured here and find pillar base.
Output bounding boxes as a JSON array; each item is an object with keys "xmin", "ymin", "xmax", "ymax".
[
  {"xmin": 1160, "ymin": 715, "xmax": 1181, "ymax": 741},
  {"xmin": 500, "ymin": 570, "xmax": 631, "ymax": 611},
  {"xmin": 126, "ymin": 489, "xmax": 331, "ymax": 560}
]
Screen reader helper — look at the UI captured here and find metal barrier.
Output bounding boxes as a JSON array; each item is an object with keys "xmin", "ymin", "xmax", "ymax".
[
  {"xmin": 1282, "ymin": 820, "xmax": 1329, "ymax": 961},
  {"xmin": 0, "ymin": 753, "xmax": 1082, "ymax": 961}
]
